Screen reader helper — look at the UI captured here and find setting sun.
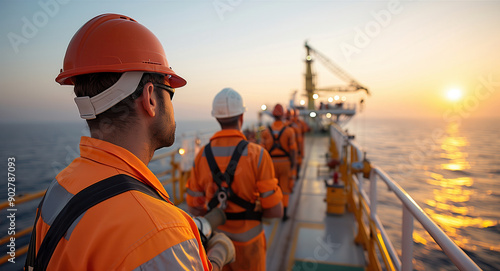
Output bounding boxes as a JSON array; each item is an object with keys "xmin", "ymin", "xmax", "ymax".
[{"xmin": 446, "ymin": 88, "xmax": 463, "ymax": 102}]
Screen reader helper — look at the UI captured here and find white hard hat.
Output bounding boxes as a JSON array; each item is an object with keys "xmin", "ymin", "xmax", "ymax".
[{"xmin": 211, "ymin": 88, "xmax": 246, "ymax": 118}]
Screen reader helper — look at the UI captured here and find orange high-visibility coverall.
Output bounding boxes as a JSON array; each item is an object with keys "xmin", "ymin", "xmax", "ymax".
[
  {"xmin": 34, "ymin": 137, "xmax": 211, "ymax": 270},
  {"xmin": 187, "ymin": 129, "xmax": 282, "ymax": 271},
  {"xmin": 296, "ymin": 116, "xmax": 310, "ymax": 135},
  {"xmin": 287, "ymin": 120, "xmax": 303, "ymax": 175},
  {"xmin": 295, "ymin": 116, "xmax": 309, "ymax": 165},
  {"xmin": 260, "ymin": 120, "xmax": 297, "ymax": 208}
]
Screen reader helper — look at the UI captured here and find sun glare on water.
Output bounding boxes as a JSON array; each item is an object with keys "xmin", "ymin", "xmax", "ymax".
[{"xmin": 446, "ymin": 88, "xmax": 463, "ymax": 102}]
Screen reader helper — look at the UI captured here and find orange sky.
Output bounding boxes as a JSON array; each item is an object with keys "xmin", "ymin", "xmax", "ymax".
[{"xmin": 1, "ymin": 1, "xmax": 499, "ymax": 123}]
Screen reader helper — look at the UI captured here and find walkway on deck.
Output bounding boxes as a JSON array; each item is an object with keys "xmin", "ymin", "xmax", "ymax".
[{"xmin": 265, "ymin": 133, "xmax": 365, "ymax": 271}]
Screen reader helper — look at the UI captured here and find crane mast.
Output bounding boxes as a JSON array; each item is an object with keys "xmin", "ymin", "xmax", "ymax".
[
  {"xmin": 305, "ymin": 44, "xmax": 316, "ymax": 110},
  {"xmin": 304, "ymin": 42, "xmax": 369, "ymax": 110}
]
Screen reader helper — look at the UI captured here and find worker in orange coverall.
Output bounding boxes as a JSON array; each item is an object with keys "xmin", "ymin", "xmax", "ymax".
[
  {"xmin": 294, "ymin": 108, "xmax": 310, "ymax": 176},
  {"xmin": 285, "ymin": 108, "xmax": 303, "ymax": 181},
  {"xmin": 260, "ymin": 104, "xmax": 297, "ymax": 221},
  {"xmin": 187, "ymin": 88, "xmax": 284, "ymax": 271},
  {"xmin": 25, "ymin": 13, "xmax": 234, "ymax": 271}
]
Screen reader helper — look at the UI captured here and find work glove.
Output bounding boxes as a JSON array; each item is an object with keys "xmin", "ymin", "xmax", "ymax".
[{"xmin": 207, "ymin": 232, "xmax": 235, "ymax": 270}]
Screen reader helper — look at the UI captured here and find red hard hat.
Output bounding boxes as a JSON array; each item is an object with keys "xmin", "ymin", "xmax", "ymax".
[
  {"xmin": 55, "ymin": 14, "xmax": 186, "ymax": 88},
  {"xmin": 272, "ymin": 104, "xmax": 284, "ymax": 117}
]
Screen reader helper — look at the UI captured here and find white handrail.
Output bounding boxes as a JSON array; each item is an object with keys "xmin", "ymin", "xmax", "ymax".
[
  {"xmin": 330, "ymin": 124, "xmax": 481, "ymax": 271},
  {"xmin": 373, "ymin": 167, "xmax": 481, "ymax": 271},
  {"xmin": 374, "ymin": 215, "xmax": 402, "ymax": 271},
  {"xmin": 354, "ymin": 172, "xmax": 402, "ymax": 271}
]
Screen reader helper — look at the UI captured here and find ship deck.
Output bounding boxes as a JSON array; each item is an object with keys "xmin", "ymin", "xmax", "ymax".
[{"xmin": 264, "ymin": 133, "xmax": 365, "ymax": 270}]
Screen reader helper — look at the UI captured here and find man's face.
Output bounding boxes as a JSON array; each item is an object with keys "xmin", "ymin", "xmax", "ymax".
[{"xmin": 152, "ymin": 85, "xmax": 176, "ymax": 150}]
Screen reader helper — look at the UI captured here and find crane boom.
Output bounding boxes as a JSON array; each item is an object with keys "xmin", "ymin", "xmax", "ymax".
[{"xmin": 305, "ymin": 42, "xmax": 369, "ymax": 95}]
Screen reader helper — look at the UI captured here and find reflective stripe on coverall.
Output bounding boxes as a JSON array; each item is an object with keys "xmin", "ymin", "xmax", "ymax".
[
  {"xmin": 187, "ymin": 129, "xmax": 282, "ymax": 271},
  {"xmin": 35, "ymin": 136, "xmax": 211, "ymax": 270}
]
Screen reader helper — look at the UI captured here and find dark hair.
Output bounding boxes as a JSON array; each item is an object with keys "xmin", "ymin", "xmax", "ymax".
[
  {"xmin": 74, "ymin": 72, "xmax": 165, "ymax": 132},
  {"xmin": 216, "ymin": 115, "xmax": 240, "ymax": 129}
]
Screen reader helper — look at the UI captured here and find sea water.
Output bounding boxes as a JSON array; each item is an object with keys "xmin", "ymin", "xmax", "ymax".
[
  {"xmin": 0, "ymin": 118, "xmax": 498, "ymax": 270},
  {"xmin": 345, "ymin": 117, "xmax": 500, "ymax": 271}
]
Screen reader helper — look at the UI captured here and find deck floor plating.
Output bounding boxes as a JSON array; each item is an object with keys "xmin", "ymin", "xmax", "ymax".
[{"xmin": 265, "ymin": 134, "xmax": 365, "ymax": 271}]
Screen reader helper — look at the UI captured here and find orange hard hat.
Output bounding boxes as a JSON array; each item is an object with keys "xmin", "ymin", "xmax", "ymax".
[
  {"xmin": 272, "ymin": 104, "xmax": 284, "ymax": 117},
  {"xmin": 286, "ymin": 107, "xmax": 295, "ymax": 118},
  {"xmin": 55, "ymin": 14, "xmax": 186, "ymax": 88}
]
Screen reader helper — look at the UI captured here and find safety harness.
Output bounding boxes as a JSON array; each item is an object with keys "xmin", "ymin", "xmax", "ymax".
[
  {"xmin": 25, "ymin": 174, "xmax": 167, "ymax": 271},
  {"xmin": 205, "ymin": 140, "xmax": 262, "ymax": 221},
  {"xmin": 267, "ymin": 125, "xmax": 292, "ymax": 162}
]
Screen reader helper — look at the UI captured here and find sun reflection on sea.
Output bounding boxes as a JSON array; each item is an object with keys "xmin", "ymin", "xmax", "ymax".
[
  {"xmin": 440, "ymin": 123, "xmax": 470, "ymax": 171},
  {"xmin": 414, "ymin": 122, "xmax": 498, "ymax": 250}
]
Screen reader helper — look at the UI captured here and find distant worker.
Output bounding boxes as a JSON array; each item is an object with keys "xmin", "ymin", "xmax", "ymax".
[
  {"xmin": 295, "ymin": 108, "xmax": 311, "ymax": 135},
  {"xmin": 25, "ymin": 14, "xmax": 234, "ymax": 271},
  {"xmin": 295, "ymin": 108, "xmax": 310, "ymax": 172},
  {"xmin": 187, "ymin": 88, "xmax": 284, "ymax": 271},
  {"xmin": 286, "ymin": 108, "xmax": 303, "ymax": 181},
  {"xmin": 294, "ymin": 108, "xmax": 310, "ymax": 176},
  {"xmin": 260, "ymin": 104, "xmax": 297, "ymax": 221}
]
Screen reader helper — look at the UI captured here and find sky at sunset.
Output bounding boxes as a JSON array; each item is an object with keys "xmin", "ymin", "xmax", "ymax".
[{"xmin": 1, "ymin": 0, "xmax": 499, "ymax": 124}]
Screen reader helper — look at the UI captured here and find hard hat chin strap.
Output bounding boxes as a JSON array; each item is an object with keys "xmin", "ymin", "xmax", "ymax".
[{"xmin": 74, "ymin": 71, "xmax": 144, "ymax": 120}]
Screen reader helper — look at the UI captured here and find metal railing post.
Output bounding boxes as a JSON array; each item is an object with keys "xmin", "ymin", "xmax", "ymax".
[
  {"xmin": 357, "ymin": 157, "xmax": 364, "ymax": 194},
  {"xmin": 402, "ymin": 204, "xmax": 414, "ymax": 271},
  {"xmin": 369, "ymin": 170, "xmax": 377, "ymax": 219}
]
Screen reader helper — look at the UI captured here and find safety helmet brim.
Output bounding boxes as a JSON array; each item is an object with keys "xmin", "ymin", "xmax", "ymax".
[{"xmin": 56, "ymin": 64, "xmax": 187, "ymax": 88}]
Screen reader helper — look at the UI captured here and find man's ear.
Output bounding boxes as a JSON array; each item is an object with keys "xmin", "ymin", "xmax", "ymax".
[{"xmin": 140, "ymin": 82, "xmax": 157, "ymax": 117}]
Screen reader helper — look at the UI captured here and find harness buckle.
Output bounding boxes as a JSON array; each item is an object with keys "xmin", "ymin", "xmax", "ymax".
[{"xmin": 218, "ymin": 189, "xmax": 229, "ymax": 210}]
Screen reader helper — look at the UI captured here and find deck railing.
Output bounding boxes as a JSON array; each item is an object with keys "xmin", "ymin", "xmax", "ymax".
[{"xmin": 330, "ymin": 123, "xmax": 481, "ymax": 271}]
